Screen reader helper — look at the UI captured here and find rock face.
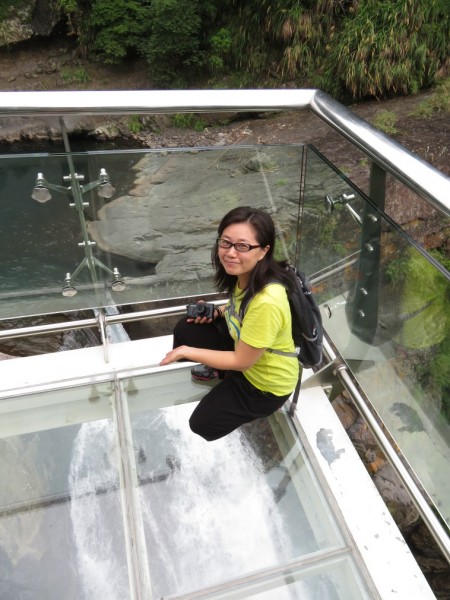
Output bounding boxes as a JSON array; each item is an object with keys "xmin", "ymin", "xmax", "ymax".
[
  {"xmin": 0, "ymin": 0, "xmax": 60, "ymax": 46},
  {"xmin": 87, "ymin": 148, "xmax": 303, "ymax": 291}
]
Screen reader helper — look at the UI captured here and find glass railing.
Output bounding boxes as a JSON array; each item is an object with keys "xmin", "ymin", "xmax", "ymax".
[
  {"xmin": 301, "ymin": 146, "xmax": 450, "ymax": 531},
  {"xmin": 0, "ymin": 145, "xmax": 304, "ymax": 320},
  {"xmin": 1, "ymin": 140, "xmax": 449, "ymax": 536},
  {"xmin": 0, "ymin": 365, "xmax": 373, "ymax": 599}
]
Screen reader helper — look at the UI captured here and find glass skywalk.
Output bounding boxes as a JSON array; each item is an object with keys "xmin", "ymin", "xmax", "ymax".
[
  {"xmin": 0, "ymin": 338, "xmax": 433, "ymax": 599},
  {"xmin": 0, "ymin": 89, "xmax": 449, "ymax": 596}
]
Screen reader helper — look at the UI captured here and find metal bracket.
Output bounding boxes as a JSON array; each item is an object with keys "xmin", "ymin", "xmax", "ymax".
[{"xmin": 96, "ymin": 309, "xmax": 109, "ymax": 363}]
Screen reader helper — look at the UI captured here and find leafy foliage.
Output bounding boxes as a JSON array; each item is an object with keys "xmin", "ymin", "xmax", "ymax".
[
  {"xmin": 0, "ymin": 0, "xmax": 25, "ymax": 20},
  {"xmin": 412, "ymin": 77, "xmax": 450, "ymax": 117},
  {"xmin": 87, "ymin": 0, "xmax": 152, "ymax": 63},
  {"xmin": 47, "ymin": 0, "xmax": 450, "ymax": 97},
  {"xmin": 320, "ymin": 0, "xmax": 450, "ymax": 99},
  {"xmin": 139, "ymin": 0, "xmax": 203, "ymax": 86},
  {"xmin": 371, "ymin": 110, "xmax": 398, "ymax": 135}
]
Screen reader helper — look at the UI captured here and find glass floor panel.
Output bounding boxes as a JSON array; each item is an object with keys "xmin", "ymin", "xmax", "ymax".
[
  {"xmin": 0, "ymin": 383, "xmax": 131, "ymax": 600},
  {"xmin": 126, "ymin": 370, "xmax": 370, "ymax": 599},
  {"xmin": 0, "ymin": 363, "xmax": 410, "ymax": 599}
]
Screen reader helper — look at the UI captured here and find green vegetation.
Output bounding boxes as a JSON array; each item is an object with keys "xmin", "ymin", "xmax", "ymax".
[
  {"xmin": 321, "ymin": 0, "xmax": 449, "ymax": 99},
  {"xmin": 411, "ymin": 76, "xmax": 450, "ymax": 117},
  {"xmin": 0, "ymin": 0, "xmax": 16, "ymax": 20},
  {"xmin": 61, "ymin": 66, "xmax": 91, "ymax": 85},
  {"xmin": 172, "ymin": 113, "xmax": 206, "ymax": 132},
  {"xmin": 386, "ymin": 248, "xmax": 450, "ymax": 422},
  {"xmin": 87, "ymin": 0, "xmax": 152, "ymax": 63},
  {"xmin": 371, "ymin": 110, "xmax": 398, "ymax": 135},
  {"xmin": 23, "ymin": 0, "xmax": 447, "ymax": 99},
  {"xmin": 128, "ymin": 115, "xmax": 142, "ymax": 134}
]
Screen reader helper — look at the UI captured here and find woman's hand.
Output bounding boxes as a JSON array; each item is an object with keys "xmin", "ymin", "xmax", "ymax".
[
  {"xmin": 160, "ymin": 345, "xmax": 189, "ymax": 366},
  {"xmin": 186, "ymin": 300, "xmax": 217, "ymax": 325}
]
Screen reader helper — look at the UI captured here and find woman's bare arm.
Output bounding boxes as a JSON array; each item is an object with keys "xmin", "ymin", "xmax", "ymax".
[{"xmin": 160, "ymin": 339, "xmax": 265, "ymax": 371}]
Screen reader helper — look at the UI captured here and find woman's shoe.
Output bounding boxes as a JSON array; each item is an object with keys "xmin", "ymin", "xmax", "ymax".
[{"xmin": 191, "ymin": 364, "xmax": 219, "ymax": 382}]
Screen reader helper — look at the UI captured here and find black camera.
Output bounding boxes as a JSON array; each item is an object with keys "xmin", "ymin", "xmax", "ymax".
[{"xmin": 186, "ymin": 302, "xmax": 215, "ymax": 319}]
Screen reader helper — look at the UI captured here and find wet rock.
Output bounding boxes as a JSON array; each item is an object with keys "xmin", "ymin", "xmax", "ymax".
[
  {"xmin": 373, "ymin": 462, "xmax": 420, "ymax": 529},
  {"xmin": 332, "ymin": 396, "xmax": 358, "ymax": 430}
]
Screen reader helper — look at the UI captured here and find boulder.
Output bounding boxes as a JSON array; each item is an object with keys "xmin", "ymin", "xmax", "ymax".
[{"xmin": 0, "ymin": 0, "xmax": 60, "ymax": 47}]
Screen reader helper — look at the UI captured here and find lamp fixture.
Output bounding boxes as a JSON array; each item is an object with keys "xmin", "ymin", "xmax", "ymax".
[
  {"xmin": 61, "ymin": 273, "xmax": 77, "ymax": 297},
  {"xmin": 32, "ymin": 168, "xmax": 125, "ymax": 297},
  {"xmin": 111, "ymin": 268, "xmax": 126, "ymax": 292},
  {"xmin": 97, "ymin": 168, "xmax": 116, "ymax": 199},
  {"xmin": 31, "ymin": 173, "xmax": 52, "ymax": 203}
]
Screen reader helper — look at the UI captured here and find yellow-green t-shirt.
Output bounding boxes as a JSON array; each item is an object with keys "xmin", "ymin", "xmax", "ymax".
[{"xmin": 225, "ymin": 283, "xmax": 300, "ymax": 396}]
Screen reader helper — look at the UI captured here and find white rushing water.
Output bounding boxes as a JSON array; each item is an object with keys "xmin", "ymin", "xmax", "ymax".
[
  {"xmin": 68, "ymin": 405, "xmax": 312, "ymax": 599},
  {"xmin": 140, "ymin": 403, "xmax": 304, "ymax": 598},
  {"xmin": 68, "ymin": 419, "xmax": 131, "ymax": 599}
]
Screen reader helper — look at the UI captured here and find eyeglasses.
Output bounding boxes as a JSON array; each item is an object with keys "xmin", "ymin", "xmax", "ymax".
[{"xmin": 217, "ymin": 238, "xmax": 262, "ymax": 252}]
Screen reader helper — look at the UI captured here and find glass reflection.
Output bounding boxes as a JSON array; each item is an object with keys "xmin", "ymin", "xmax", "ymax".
[
  {"xmin": 303, "ymin": 147, "xmax": 450, "ymax": 528},
  {"xmin": 0, "ymin": 145, "xmax": 304, "ymax": 320}
]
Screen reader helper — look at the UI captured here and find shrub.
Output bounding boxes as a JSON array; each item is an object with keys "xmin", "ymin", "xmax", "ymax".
[
  {"xmin": 321, "ymin": 0, "xmax": 450, "ymax": 99},
  {"xmin": 140, "ymin": 0, "xmax": 203, "ymax": 86},
  {"xmin": 88, "ymin": 0, "xmax": 152, "ymax": 63},
  {"xmin": 172, "ymin": 113, "xmax": 206, "ymax": 132},
  {"xmin": 371, "ymin": 110, "xmax": 398, "ymax": 135}
]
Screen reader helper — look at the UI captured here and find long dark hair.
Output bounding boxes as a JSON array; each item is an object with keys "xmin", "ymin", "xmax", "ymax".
[{"xmin": 212, "ymin": 206, "xmax": 294, "ymax": 312}]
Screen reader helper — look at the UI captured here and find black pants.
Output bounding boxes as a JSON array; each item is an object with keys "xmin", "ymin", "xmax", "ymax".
[{"xmin": 173, "ymin": 318, "xmax": 291, "ymax": 441}]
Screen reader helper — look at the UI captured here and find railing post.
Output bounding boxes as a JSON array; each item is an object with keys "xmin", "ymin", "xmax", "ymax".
[{"xmin": 345, "ymin": 163, "xmax": 386, "ymax": 344}]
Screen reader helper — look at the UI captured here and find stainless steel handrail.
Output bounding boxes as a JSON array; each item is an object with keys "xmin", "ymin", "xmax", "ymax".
[
  {"xmin": 0, "ymin": 89, "xmax": 449, "ymax": 216},
  {"xmin": 0, "ymin": 301, "xmax": 225, "ymax": 341}
]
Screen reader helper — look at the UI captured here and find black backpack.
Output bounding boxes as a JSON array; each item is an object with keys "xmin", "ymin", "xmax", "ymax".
[
  {"xmin": 235, "ymin": 264, "xmax": 323, "ymax": 369},
  {"xmin": 281, "ymin": 265, "xmax": 323, "ymax": 415},
  {"xmin": 284, "ymin": 264, "xmax": 323, "ymax": 369}
]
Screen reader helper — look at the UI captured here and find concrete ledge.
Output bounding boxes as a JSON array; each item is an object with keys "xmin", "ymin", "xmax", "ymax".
[
  {"xmin": 293, "ymin": 373, "xmax": 435, "ymax": 599},
  {"xmin": 0, "ymin": 335, "xmax": 174, "ymax": 396}
]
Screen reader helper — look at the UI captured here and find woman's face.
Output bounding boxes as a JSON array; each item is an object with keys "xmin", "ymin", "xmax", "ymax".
[{"xmin": 218, "ymin": 222, "xmax": 269, "ymax": 288}]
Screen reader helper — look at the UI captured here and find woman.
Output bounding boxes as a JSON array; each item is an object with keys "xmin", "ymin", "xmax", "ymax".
[{"xmin": 160, "ymin": 206, "xmax": 300, "ymax": 441}]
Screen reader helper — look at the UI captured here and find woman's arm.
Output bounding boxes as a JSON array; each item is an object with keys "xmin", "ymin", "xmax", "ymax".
[{"xmin": 160, "ymin": 339, "xmax": 265, "ymax": 371}]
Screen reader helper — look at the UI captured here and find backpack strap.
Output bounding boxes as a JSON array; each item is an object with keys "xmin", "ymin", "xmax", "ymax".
[
  {"xmin": 232, "ymin": 286, "xmax": 299, "ymax": 359},
  {"xmin": 266, "ymin": 348, "xmax": 298, "ymax": 359}
]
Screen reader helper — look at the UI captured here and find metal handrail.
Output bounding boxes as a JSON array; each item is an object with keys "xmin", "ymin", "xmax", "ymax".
[
  {"xmin": 0, "ymin": 300, "xmax": 225, "ymax": 341},
  {"xmin": 0, "ymin": 89, "xmax": 449, "ymax": 216}
]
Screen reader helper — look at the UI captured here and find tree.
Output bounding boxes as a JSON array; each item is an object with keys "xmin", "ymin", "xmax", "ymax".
[
  {"xmin": 140, "ymin": 0, "xmax": 203, "ymax": 86},
  {"xmin": 87, "ymin": 0, "xmax": 151, "ymax": 63}
]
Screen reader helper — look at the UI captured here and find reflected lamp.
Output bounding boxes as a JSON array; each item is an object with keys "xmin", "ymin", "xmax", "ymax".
[
  {"xmin": 97, "ymin": 168, "xmax": 116, "ymax": 199},
  {"xmin": 31, "ymin": 173, "xmax": 52, "ymax": 203}
]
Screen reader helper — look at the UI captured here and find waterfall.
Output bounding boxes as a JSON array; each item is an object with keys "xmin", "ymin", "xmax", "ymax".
[
  {"xmin": 68, "ymin": 419, "xmax": 130, "ymax": 599},
  {"xmin": 59, "ymin": 326, "xmax": 100, "ymax": 352},
  {"xmin": 138, "ymin": 403, "xmax": 304, "ymax": 598},
  {"xmin": 69, "ymin": 403, "xmax": 312, "ymax": 599}
]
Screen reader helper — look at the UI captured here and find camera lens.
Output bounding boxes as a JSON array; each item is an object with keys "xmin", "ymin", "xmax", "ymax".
[{"xmin": 197, "ymin": 305, "xmax": 207, "ymax": 315}]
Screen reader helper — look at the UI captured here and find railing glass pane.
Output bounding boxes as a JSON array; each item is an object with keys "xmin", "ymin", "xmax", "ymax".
[
  {"xmin": 0, "ymin": 145, "xmax": 303, "ymax": 320},
  {"xmin": 302, "ymin": 146, "xmax": 450, "ymax": 530},
  {"xmin": 126, "ymin": 368, "xmax": 371, "ymax": 599},
  {"xmin": 0, "ymin": 382, "xmax": 132, "ymax": 599}
]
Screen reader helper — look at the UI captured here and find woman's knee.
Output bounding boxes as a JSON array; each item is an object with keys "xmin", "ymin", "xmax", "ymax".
[
  {"xmin": 189, "ymin": 412, "xmax": 217, "ymax": 442},
  {"xmin": 173, "ymin": 317, "xmax": 191, "ymax": 346}
]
